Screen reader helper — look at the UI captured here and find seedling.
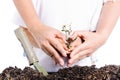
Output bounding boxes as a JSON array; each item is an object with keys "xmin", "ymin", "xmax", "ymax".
[
  {"xmin": 61, "ymin": 24, "xmax": 72, "ymax": 40},
  {"xmin": 61, "ymin": 24, "xmax": 73, "ymax": 49}
]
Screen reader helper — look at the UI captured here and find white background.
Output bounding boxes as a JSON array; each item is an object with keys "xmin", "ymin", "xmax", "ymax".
[
  {"xmin": 0, "ymin": 0, "xmax": 29, "ymax": 72},
  {"xmin": 0, "ymin": 0, "xmax": 120, "ymax": 72}
]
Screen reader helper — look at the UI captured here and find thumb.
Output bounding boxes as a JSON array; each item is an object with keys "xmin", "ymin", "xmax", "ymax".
[{"xmin": 56, "ymin": 33, "xmax": 67, "ymax": 43}]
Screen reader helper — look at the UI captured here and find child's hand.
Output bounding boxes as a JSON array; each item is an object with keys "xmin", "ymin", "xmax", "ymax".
[
  {"xmin": 67, "ymin": 37, "xmax": 83, "ymax": 53},
  {"xmin": 67, "ymin": 30, "xmax": 106, "ymax": 66},
  {"xmin": 29, "ymin": 24, "xmax": 67, "ymax": 66}
]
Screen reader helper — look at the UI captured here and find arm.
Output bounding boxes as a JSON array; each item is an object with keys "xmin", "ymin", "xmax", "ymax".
[
  {"xmin": 13, "ymin": 0, "xmax": 41, "ymax": 28},
  {"xmin": 13, "ymin": 0, "xmax": 67, "ymax": 66},
  {"xmin": 96, "ymin": 1, "xmax": 120, "ymax": 41},
  {"xmin": 68, "ymin": 1, "xmax": 120, "ymax": 66}
]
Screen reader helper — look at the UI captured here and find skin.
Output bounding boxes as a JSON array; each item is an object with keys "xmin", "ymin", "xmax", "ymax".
[
  {"xmin": 13, "ymin": 0, "xmax": 120, "ymax": 67},
  {"xmin": 67, "ymin": 37, "xmax": 83, "ymax": 52},
  {"xmin": 67, "ymin": 1, "xmax": 120, "ymax": 66},
  {"xmin": 13, "ymin": 0, "xmax": 67, "ymax": 66}
]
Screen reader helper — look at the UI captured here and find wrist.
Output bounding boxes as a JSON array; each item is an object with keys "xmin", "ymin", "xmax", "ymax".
[
  {"xmin": 27, "ymin": 21, "xmax": 43, "ymax": 32},
  {"xmin": 95, "ymin": 31, "xmax": 110, "ymax": 43}
]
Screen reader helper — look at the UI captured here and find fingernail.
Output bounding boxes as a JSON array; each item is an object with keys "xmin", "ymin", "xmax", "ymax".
[
  {"xmin": 66, "ymin": 51, "xmax": 70, "ymax": 54},
  {"xmin": 63, "ymin": 52, "xmax": 67, "ymax": 57},
  {"xmin": 70, "ymin": 54, "xmax": 73, "ymax": 58},
  {"xmin": 60, "ymin": 59, "xmax": 65, "ymax": 66},
  {"xmin": 67, "ymin": 63, "xmax": 71, "ymax": 67},
  {"xmin": 60, "ymin": 62, "xmax": 64, "ymax": 66}
]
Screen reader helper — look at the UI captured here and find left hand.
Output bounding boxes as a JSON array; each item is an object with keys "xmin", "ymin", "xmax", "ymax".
[{"xmin": 67, "ymin": 30, "xmax": 107, "ymax": 66}]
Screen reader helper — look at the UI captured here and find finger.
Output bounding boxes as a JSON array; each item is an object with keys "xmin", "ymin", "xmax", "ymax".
[
  {"xmin": 42, "ymin": 42, "xmax": 65, "ymax": 66},
  {"xmin": 41, "ymin": 46, "xmax": 50, "ymax": 56},
  {"xmin": 68, "ymin": 49, "xmax": 90, "ymax": 66},
  {"xmin": 49, "ymin": 38, "xmax": 67, "ymax": 57},
  {"xmin": 70, "ymin": 43, "xmax": 89, "ymax": 58},
  {"xmin": 40, "ymin": 41, "xmax": 52, "ymax": 56},
  {"xmin": 70, "ymin": 31, "xmax": 88, "ymax": 40},
  {"xmin": 68, "ymin": 37, "xmax": 82, "ymax": 52},
  {"xmin": 68, "ymin": 47, "xmax": 74, "ymax": 52},
  {"xmin": 67, "ymin": 55, "xmax": 87, "ymax": 67},
  {"xmin": 42, "ymin": 44, "xmax": 60, "ymax": 64},
  {"xmin": 70, "ymin": 31, "xmax": 84, "ymax": 39},
  {"xmin": 41, "ymin": 47, "xmax": 58, "ymax": 64},
  {"xmin": 56, "ymin": 32, "xmax": 67, "ymax": 43},
  {"xmin": 57, "ymin": 38, "xmax": 68, "ymax": 50},
  {"xmin": 69, "ymin": 37, "xmax": 82, "ymax": 48},
  {"xmin": 70, "ymin": 31, "xmax": 78, "ymax": 40}
]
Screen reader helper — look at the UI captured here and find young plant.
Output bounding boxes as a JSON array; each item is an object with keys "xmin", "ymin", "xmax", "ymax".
[{"xmin": 61, "ymin": 24, "xmax": 73, "ymax": 49}]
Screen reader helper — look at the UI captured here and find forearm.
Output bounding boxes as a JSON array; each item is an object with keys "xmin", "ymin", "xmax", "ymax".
[
  {"xmin": 96, "ymin": 1, "xmax": 120, "ymax": 39},
  {"xmin": 13, "ymin": 0, "xmax": 42, "ymax": 29}
]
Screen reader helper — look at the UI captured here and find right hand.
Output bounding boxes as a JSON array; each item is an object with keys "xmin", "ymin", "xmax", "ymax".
[
  {"xmin": 68, "ymin": 37, "xmax": 83, "ymax": 52},
  {"xmin": 28, "ymin": 24, "xmax": 67, "ymax": 66}
]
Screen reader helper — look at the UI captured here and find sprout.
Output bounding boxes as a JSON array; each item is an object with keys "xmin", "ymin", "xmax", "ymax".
[
  {"xmin": 61, "ymin": 23, "xmax": 72, "ymax": 39},
  {"xmin": 61, "ymin": 23, "xmax": 73, "ymax": 49}
]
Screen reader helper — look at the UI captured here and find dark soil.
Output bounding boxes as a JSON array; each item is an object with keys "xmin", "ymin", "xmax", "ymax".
[{"xmin": 1, "ymin": 65, "xmax": 120, "ymax": 80}]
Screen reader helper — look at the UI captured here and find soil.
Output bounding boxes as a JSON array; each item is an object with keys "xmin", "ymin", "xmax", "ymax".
[{"xmin": 0, "ymin": 65, "xmax": 120, "ymax": 80}]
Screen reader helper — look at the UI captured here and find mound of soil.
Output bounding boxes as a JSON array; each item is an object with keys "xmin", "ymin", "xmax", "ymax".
[{"xmin": 0, "ymin": 65, "xmax": 120, "ymax": 80}]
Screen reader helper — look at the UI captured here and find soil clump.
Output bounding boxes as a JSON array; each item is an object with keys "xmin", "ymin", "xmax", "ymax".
[{"xmin": 0, "ymin": 65, "xmax": 120, "ymax": 80}]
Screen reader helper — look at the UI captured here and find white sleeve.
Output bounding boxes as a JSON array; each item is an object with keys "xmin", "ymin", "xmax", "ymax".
[{"xmin": 104, "ymin": 0, "xmax": 120, "ymax": 3}]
